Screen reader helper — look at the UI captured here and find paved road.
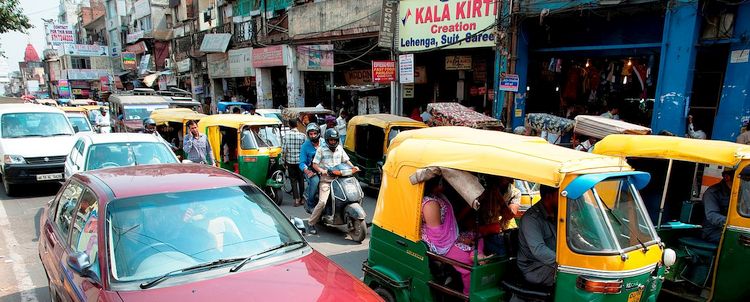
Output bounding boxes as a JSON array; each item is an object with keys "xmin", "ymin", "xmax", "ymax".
[{"xmin": 0, "ymin": 181, "xmax": 378, "ymax": 302}]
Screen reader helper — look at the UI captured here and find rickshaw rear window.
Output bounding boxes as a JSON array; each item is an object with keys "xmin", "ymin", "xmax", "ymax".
[{"xmin": 739, "ymin": 177, "xmax": 750, "ymax": 218}]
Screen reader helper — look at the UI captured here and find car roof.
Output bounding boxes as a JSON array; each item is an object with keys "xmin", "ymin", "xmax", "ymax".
[
  {"xmin": 0, "ymin": 103, "xmax": 66, "ymax": 114},
  {"xmin": 79, "ymin": 164, "xmax": 247, "ymax": 199},
  {"xmin": 77, "ymin": 133, "xmax": 165, "ymax": 144}
]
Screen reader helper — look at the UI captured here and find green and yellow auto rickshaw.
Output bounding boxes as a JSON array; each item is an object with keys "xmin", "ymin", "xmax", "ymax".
[
  {"xmin": 198, "ymin": 114, "xmax": 285, "ymax": 205},
  {"xmin": 344, "ymin": 114, "xmax": 427, "ymax": 188},
  {"xmin": 150, "ymin": 108, "xmax": 207, "ymax": 159},
  {"xmin": 594, "ymin": 134, "xmax": 750, "ymax": 302},
  {"xmin": 363, "ymin": 126, "xmax": 671, "ymax": 302}
]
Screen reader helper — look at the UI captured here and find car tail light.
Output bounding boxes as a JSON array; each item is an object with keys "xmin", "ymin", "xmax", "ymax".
[{"xmin": 576, "ymin": 276, "xmax": 622, "ymax": 294}]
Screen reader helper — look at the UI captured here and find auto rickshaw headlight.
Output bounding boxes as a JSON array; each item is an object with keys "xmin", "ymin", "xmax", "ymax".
[
  {"xmin": 663, "ymin": 248, "xmax": 676, "ymax": 267},
  {"xmin": 576, "ymin": 276, "xmax": 622, "ymax": 294},
  {"xmin": 274, "ymin": 171, "xmax": 284, "ymax": 183}
]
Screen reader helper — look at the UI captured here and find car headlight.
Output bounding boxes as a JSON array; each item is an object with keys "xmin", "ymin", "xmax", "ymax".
[{"xmin": 3, "ymin": 155, "xmax": 25, "ymax": 164}]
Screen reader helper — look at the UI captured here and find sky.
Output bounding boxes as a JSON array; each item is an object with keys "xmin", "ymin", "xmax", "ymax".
[{"xmin": 0, "ymin": 0, "xmax": 61, "ymax": 73}]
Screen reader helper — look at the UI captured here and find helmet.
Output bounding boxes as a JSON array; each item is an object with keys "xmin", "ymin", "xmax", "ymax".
[
  {"xmin": 143, "ymin": 118, "xmax": 156, "ymax": 127},
  {"xmin": 324, "ymin": 128, "xmax": 339, "ymax": 151},
  {"xmin": 305, "ymin": 123, "xmax": 320, "ymax": 143}
]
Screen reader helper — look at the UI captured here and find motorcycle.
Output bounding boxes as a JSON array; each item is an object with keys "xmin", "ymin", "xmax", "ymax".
[{"xmin": 311, "ymin": 164, "xmax": 368, "ymax": 243}]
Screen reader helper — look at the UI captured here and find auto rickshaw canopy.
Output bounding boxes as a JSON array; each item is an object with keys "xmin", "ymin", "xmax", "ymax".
[
  {"xmin": 344, "ymin": 114, "xmax": 427, "ymax": 153},
  {"xmin": 376, "ymin": 126, "xmax": 635, "ymax": 242},
  {"xmin": 150, "ymin": 109, "xmax": 206, "ymax": 126},
  {"xmin": 594, "ymin": 134, "xmax": 750, "ymax": 167},
  {"xmin": 61, "ymin": 106, "xmax": 88, "ymax": 113},
  {"xmin": 198, "ymin": 114, "xmax": 281, "ymax": 130}
]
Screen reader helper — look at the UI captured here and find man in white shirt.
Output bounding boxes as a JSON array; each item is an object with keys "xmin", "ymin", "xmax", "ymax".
[
  {"xmin": 95, "ymin": 108, "xmax": 111, "ymax": 133},
  {"xmin": 335, "ymin": 110, "xmax": 348, "ymax": 145}
]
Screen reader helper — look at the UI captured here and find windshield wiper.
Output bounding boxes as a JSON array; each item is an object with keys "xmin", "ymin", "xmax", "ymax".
[
  {"xmin": 229, "ymin": 241, "xmax": 305, "ymax": 273},
  {"xmin": 140, "ymin": 258, "xmax": 245, "ymax": 289},
  {"xmin": 601, "ymin": 202, "xmax": 649, "ymax": 253},
  {"xmin": 44, "ymin": 132, "xmax": 72, "ymax": 137}
]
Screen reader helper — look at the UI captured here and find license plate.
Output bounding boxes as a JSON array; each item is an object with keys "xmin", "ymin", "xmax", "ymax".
[
  {"xmin": 627, "ymin": 288, "xmax": 644, "ymax": 302},
  {"xmin": 36, "ymin": 173, "xmax": 63, "ymax": 181}
]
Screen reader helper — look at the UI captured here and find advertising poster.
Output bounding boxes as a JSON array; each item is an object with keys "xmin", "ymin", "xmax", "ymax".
[{"xmin": 372, "ymin": 60, "xmax": 396, "ymax": 83}]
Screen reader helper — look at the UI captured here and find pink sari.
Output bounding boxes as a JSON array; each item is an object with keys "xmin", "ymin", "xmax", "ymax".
[{"xmin": 421, "ymin": 194, "xmax": 459, "ymax": 255}]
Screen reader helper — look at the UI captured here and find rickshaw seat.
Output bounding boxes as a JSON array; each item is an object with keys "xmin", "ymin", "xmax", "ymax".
[
  {"xmin": 678, "ymin": 237, "xmax": 718, "ymax": 254},
  {"xmin": 501, "ymin": 258, "xmax": 553, "ymax": 300}
]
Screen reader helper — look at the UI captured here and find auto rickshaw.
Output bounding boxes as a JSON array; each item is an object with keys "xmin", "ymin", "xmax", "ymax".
[
  {"xmin": 281, "ymin": 107, "xmax": 335, "ymax": 132},
  {"xmin": 150, "ymin": 108, "xmax": 207, "ymax": 158},
  {"xmin": 198, "ymin": 114, "xmax": 285, "ymax": 204},
  {"xmin": 593, "ymin": 134, "xmax": 750, "ymax": 302},
  {"xmin": 363, "ymin": 126, "xmax": 671, "ymax": 302},
  {"xmin": 344, "ymin": 114, "xmax": 427, "ymax": 188}
]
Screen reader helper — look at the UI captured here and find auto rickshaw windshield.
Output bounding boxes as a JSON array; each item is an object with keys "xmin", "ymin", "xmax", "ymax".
[
  {"xmin": 567, "ymin": 177, "xmax": 658, "ymax": 255},
  {"xmin": 241, "ymin": 125, "xmax": 281, "ymax": 149},
  {"xmin": 739, "ymin": 175, "xmax": 750, "ymax": 218}
]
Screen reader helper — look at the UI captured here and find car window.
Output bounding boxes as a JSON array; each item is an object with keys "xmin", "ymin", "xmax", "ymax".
[
  {"xmin": 85, "ymin": 142, "xmax": 177, "ymax": 170},
  {"xmin": 69, "ymin": 116, "xmax": 92, "ymax": 132},
  {"xmin": 1, "ymin": 112, "xmax": 73, "ymax": 138},
  {"xmin": 55, "ymin": 182, "xmax": 85, "ymax": 242},
  {"xmin": 69, "ymin": 189, "xmax": 100, "ymax": 277},
  {"xmin": 69, "ymin": 139, "xmax": 84, "ymax": 164}
]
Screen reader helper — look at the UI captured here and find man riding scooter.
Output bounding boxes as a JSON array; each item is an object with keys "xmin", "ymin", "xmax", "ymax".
[
  {"xmin": 308, "ymin": 129, "xmax": 359, "ymax": 235},
  {"xmin": 299, "ymin": 123, "xmax": 322, "ymax": 214}
]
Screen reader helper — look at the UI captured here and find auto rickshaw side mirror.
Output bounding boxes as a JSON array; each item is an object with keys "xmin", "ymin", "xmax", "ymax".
[{"xmin": 663, "ymin": 248, "xmax": 676, "ymax": 267}]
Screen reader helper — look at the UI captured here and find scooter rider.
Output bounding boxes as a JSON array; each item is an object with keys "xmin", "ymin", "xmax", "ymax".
[
  {"xmin": 308, "ymin": 128, "xmax": 357, "ymax": 235},
  {"xmin": 299, "ymin": 123, "xmax": 321, "ymax": 214}
]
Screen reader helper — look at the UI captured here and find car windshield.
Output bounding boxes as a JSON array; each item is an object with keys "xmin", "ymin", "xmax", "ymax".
[
  {"xmin": 123, "ymin": 105, "xmax": 169, "ymax": 121},
  {"xmin": 1, "ymin": 112, "xmax": 74, "ymax": 138},
  {"xmin": 106, "ymin": 186, "xmax": 304, "ymax": 282},
  {"xmin": 241, "ymin": 126, "xmax": 281, "ymax": 149},
  {"xmin": 567, "ymin": 177, "xmax": 657, "ymax": 254},
  {"xmin": 68, "ymin": 116, "xmax": 91, "ymax": 132},
  {"xmin": 85, "ymin": 142, "xmax": 177, "ymax": 170}
]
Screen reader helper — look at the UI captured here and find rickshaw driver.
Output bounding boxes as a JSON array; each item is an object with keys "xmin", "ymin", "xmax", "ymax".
[
  {"xmin": 517, "ymin": 185, "xmax": 558, "ymax": 289},
  {"xmin": 703, "ymin": 169, "xmax": 734, "ymax": 244}
]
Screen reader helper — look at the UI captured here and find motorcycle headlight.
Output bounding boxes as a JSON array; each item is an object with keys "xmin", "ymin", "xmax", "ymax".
[{"xmin": 3, "ymin": 155, "xmax": 25, "ymax": 164}]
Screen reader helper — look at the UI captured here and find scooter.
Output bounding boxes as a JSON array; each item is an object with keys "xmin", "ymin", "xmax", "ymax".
[{"xmin": 316, "ymin": 164, "xmax": 368, "ymax": 243}]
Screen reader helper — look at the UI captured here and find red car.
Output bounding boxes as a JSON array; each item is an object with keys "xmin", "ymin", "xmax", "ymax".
[{"xmin": 39, "ymin": 164, "xmax": 382, "ymax": 302}]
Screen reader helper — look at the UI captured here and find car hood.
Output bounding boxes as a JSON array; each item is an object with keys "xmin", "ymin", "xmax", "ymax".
[
  {"xmin": 1, "ymin": 135, "xmax": 75, "ymax": 158},
  {"xmin": 116, "ymin": 251, "xmax": 381, "ymax": 302}
]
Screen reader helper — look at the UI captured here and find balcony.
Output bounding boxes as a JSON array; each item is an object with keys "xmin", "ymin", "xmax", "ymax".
[{"xmin": 233, "ymin": 19, "xmax": 253, "ymax": 46}]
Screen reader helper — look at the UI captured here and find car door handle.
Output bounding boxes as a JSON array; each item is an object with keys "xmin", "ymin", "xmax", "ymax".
[
  {"xmin": 44, "ymin": 228, "xmax": 56, "ymax": 248},
  {"xmin": 739, "ymin": 234, "xmax": 750, "ymax": 247}
]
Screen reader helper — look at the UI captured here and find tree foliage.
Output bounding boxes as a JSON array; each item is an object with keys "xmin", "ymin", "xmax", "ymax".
[{"xmin": 0, "ymin": 0, "xmax": 32, "ymax": 34}]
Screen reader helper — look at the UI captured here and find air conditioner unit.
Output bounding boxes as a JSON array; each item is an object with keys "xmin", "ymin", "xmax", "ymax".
[{"xmin": 164, "ymin": 58, "xmax": 172, "ymax": 69}]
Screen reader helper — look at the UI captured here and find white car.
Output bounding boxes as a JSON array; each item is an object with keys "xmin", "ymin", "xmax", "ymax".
[
  {"xmin": 65, "ymin": 112, "xmax": 94, "ymax": 133},
  {"xmin": 64, "ymin": 133, "xmax": 180, "ymax": 179},
  {"xmin": 0, "ymin": 104, "xmax": 77, "ymax": 196}
]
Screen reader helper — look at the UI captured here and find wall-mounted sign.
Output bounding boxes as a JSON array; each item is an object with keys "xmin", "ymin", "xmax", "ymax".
[
  {"xmin": 177, "ymin": 58, "xmax": 191, "ymax": 72},
  {"xmin": 58, "ymin": 79, "xmax": 70, "ymax": 98},
  {"xmin": 372, "ymin": 60, "xmax": 396, "ymax": 83},
  {"xmin": 499, "ymin": 73, "xmax": 519, "ymax": 92},
  {"xmin": 199, "ymin": 33, "xmax": 232, "ymax": 53},
  {"xmin": 207, "ymin": 53, "xmax": 230, "ymax": 79},
  {"xmin": 122, "ymin": 52, "xmax": 137, "ymax": 70},
  {"xmin": 228, "ymin": 48, "xmax": 254, "ymax": 77},
  {"xmin": 125, "ymin": 41, "xmax": 147, "ymax": 54},
  {"xmin": 67, "ymin": 69, "xmax": 109, "ymax": 80},
  {"xmin": 445, "ymin": 55, "xmax": 472, "ymax": 70},
  {"xmin": 296, "ymin": 45, "xmax": 333, "ymax": 72},
  {"xmin": 62, "ymin": 44, "xmax": 108, "ymax": 57},
  {"xmin": 139, "ymin": 54, "xmax": 151, "ymax": 74},
  {"xmin": 252, "ymin": 45, "xmax": 289, "ymax": 68},
  {"xmin": 126, "ymin": 31, "xmax": 145, "ymax": 44},
  {"xmin": 378, "ymin": 0, "xmax": 399, "ymax": 48},
  {"xmin": 344, "ymin": 69, "xmax": 372, "ymax": 85},
  {"xmin": 399, "ymin": 54, "xmax": 414, "ymax": 84},
  {"xmin": 48, "ymin": 24, "xmax": 75, "ymax": 48},
  {"xmin": 398, "ymin": 0, "xmax": 497, "ymax": 52},
  {"xmin": 403, "ymin": 83, "xmax": 415, "ymax": 98}
]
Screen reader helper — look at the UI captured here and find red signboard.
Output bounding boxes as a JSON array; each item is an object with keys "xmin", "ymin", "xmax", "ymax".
[
  {"xmin": 252, "ymin": 45, "xmax": 287, "ymax": 68},
  {"xmin": 371, "ymin": 60, "xmax": 396, "ymax": 83}
]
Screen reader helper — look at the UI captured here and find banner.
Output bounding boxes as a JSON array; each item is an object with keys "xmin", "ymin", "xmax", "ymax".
[
  {"xmin": 228, "ymin": 47, "xmax": 254, "ymax": 77},
  {"xmin": 378, "ymin": 0, "xmax": 399, "ymax": 48},
  {"xmin": 48, "ymin": 24, "xmax": 75, "ymax": 48},
  {"xmin": 62, "ymin": 44, "xmax": 109, "ymax": 57},
  {"xmin": 372, "ymin": 60, "xmax": 396, "ymax": 83},
  {"xmin": 252, "ymin": 45, "xmax": 289, "ymax": 67},
  {"xmin": 208, "ymin": 53, "xmax": 230, "ymax": 79},
  {"xmin": 296, "ymin": 45, "xmax": 333, "ymax": 72},
  {"xmin": 398, "ymin": 0, "xmax": 498, "ymax": 52},
  {"xmin": 58, "ymin": 79, "xmax": 71, "ymax": 98},
  {"xmin": 122, "ymin": 52, "xmax": 137, "ymax": 70}
]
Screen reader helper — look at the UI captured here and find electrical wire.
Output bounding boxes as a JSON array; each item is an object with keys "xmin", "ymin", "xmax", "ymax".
[{"xmin": 333, "ymin": 43, "xmax": 378, "ymax": 65}]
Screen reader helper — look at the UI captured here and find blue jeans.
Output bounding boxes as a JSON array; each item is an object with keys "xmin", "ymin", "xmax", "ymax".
[
  {"xmin": 483, "ymin": 233, "xmax": 507, "ymax": 257},
  {"xmin": 340, "ymin": 135, "xmax": 346, "ymax": 146},
  {"xmin": 304, "ymin": 174, "xmax": 320, "ymax": 210}
]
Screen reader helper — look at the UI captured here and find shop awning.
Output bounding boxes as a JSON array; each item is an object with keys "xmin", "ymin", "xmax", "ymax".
[{"xmin": 200, "ymin": 34, "xmax": 232, "ymax": 53}]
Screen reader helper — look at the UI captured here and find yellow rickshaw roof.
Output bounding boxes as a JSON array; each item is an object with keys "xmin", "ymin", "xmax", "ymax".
[
  {"xmin": 79, "ymin": 105, "xmax": 104, "ymax": 111},
  {"xmin": 61, "ymin": 107, "xmax": 88, "ymax": 112},
  {"xmin": 385, "ymin": 127, "xmax": 632, "ymax": 188},
  {"xmin": 150, "ymin": 110, "xmax": 207, "ymax": 125},
  {"xmin": 198, "ymin": 114, "xmax": 281, "ymax": 129},
  {"xmin": 348, "ymin": 114, "xmax": 427, "ymax": 129},
  {"xmin": 594, "ymin": 134, "xmax": 750, "ymax": 167}
]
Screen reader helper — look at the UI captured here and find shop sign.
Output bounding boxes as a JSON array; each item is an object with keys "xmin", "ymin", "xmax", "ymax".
[
  {"xmin": 67, "ymin": 69, "xmax": 108, "ymax": 80},
  {"xmin": 122, "ymin": 52, "xmax": 137, "ymax": 70},
  {"xmin": 414, "ymin": 66, "xmax": 427, "ymax": 84},
  {"xmin": 125, "ymin": 41, "xmax": 148, "ymax": 54},
  {"xmin": 127, "ymin": 31, "xmax": 145, "ymax": 44},
  {"xmin": 177, "ymin": 58, "xmax": 191, "ymax": 72},
  {"xmin": 344, "ymin": 69, "xmax": 372, "ymax": 85},
  {"xmin": 252, "ymin": 45, "xmax": 289, "ymax": 68},
  {"xmin": 200, "ymin": 33, "xmax": 232, "ymax": 53},
  {"xmin": 100, "ymin": 76, "xmax": 110, "ymax": 92},
  {"xmin": 499, "ymin": 73, "xmax": 519, "ymax": 92},
  {"xmin": 228, "ymin": 47, "xmax": 255, "ymax": 77},
  {"xmin": 193, "ymin": 85, "xmax": 204, "ymax": 94},
  {"xmin": 399, "ymin": 54, "xmax": 414, "ymax": 84},
  {"xmin": 48, "ymin": 24, "xmax": 75, "ymax": 48},
  {"xmin": 730, "ymin": 49, "xmax": 749, "ymax": 64},
  {"xmin": 58, "ymin": 79, "xmax": 71, "ymax": 98},
  {"xmin": 398, "ymin": 0, "xmax": 497, "ymax": 52},
  {"xmin": 62, "ymin": 44, "xmax": 108, "ymax": 57},
  {"xmin": 70, "ymin": 80, "xmax": 89, "ymax": 87},
  {"xmin": 296, "ymin": 45, "xmax": 333, "ymax": 72},
  {"xmin": 207, "ymin": 53, "xmax": 230, "ymax": 79},
  {"xmin": 403, "ymin": 83, "xmax": 415, "ymax": 98},
  {"xmin": 378, "ymin": 0, "xmax": 399, "ymax": 48},
  {"xmin": 372, "ymin": 60, "xmax": 396, "ymax": 83},
  {"xmin": 139, "ymin": 54, "xmax": 152, "ymax": 74},
  {"xmin": 445, "ymin": 55, "xmax": 472, "ymax": 70}
]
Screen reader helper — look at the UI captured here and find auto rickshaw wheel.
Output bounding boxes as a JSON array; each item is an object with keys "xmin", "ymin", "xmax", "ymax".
[
  {"xmin": 348, "ymin": 218, "xmax": 367, "ymax": 243},
  {"xmin": 373, "ymin": 286, "xmax": 395, "ymax": 302}
]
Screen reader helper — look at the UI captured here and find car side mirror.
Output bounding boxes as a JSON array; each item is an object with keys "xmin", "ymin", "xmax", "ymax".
[{"xmin": 67, "ymin": 252, "xmax": 97, "ymax": 281}]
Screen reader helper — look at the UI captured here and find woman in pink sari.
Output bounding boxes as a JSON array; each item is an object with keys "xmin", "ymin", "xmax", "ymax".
[{"xmin": 421, "ymin": 178, "xmax": 486, "ymax": 295}]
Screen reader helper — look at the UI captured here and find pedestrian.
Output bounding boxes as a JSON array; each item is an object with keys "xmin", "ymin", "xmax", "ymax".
[
  {"xmin": 245, "ymin": 104, "xmax": 262, "ymax": 116},
  {"xmin": 737, "ymin": 123, "xmax": 750, "ymax": 144},
  {"xmin": 320, "ymin": 115, "xmax": 335, "ymax": 134},
  {"xmin": 308, "ymin": 129, "xmax": 356, "ymax": 234},
  {"xmin": 299, "ymin": 123, "xmax": 321, "ymax": 213},
  {"xmin": 96, "ymin": 107, "xmax": 111, "ymax": 133},
  {"xmin": 336, "ymin": 109, "xmax": 348, "ymax": 145},
  {"xmin": 600, "ymin": 105, "xmax": 620, "ymax": 120},
  {"xmin": 421, "ymin": 107, "xmax": 431, "ymax": 123},
  {"xmin": 410, "ymin": 107, "xmax": 422, "ymax": 121},
  {"xmin": 282, "ymin": 119, "xmax": 306, "ymax": 207},
  {"xmin": 183, "ymin": 120, "xmax": 215, "ymax": 165}
]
